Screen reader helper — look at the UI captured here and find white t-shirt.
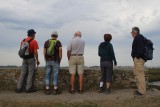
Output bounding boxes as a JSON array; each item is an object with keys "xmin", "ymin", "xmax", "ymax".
[{"xmin": 67, "ymin": 36, "xmax": 85, "ymax": 54}]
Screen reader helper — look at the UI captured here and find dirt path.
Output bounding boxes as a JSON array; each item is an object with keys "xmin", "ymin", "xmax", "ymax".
[{"xmin": 0, "ymin": 88, "xmax": 160, "ymax": 107}]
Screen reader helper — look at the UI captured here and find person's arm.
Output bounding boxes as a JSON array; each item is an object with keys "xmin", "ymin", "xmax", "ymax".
[
  {"xmin": 67, "ymin": 40, "xmax": 72, "ymax": 60},
  {"xmin": 67, "ymin": 50, "xmax": 71, "ymax": 60},
  {"xmin": 59, "ymin": 47, "xmax": 62, "ymax": 63},
  {"xmin": 34, "ymin": 49, "xmax": 40, "ymax": 65},
  {"xmin": 98, "ymin": 44, "xmax": 101, "ymax": 57},
  {"xmin": 43, "ymin": 48, "xmax": 47, "ymax": 61},
  {"xmin": 110, "ymin": 44, "xmax": 117, "ymax": 66},
  {"xmin": 131, "ymin": 37, "xmax": 137, "ymax": 59}
]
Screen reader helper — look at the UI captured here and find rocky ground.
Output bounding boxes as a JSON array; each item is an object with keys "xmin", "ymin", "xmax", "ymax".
[
  {"xmin": 0, "ymin": 68, "xmax": 160, "ymax": 107},
  {"xmin": 0, "ymin": 88, "xmax": 160, "ymax": 107}
]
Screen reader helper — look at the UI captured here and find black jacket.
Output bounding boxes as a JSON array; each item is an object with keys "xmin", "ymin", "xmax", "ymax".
[
  {"xmin": 98, "ymin": 42, "xmax": 117, "ymax": 65},
  {"xmin": 131, "ymin": 34, "xmax": 145, "ymax": 60}
]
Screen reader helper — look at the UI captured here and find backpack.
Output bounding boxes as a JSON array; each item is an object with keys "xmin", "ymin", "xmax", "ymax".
[
  {"xmin": 47, "ymin": 39, "xmax": 57, "ymax": 56},
  {"xmin": 143, "ymin": 37, "xmax": 154, "ymax": 60},
  {"xmin": 18, "ymin": 39, "xmax": 33, "ymax": 58}
]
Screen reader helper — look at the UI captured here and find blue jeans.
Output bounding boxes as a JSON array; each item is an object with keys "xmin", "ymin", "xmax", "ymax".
[{"xmin": 45, "ymin": 61, "xmax": 60, "ymax": 86}]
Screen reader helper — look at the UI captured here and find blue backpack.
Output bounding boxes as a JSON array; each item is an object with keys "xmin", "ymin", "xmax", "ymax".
[{"xmin": 143, "ymin": 37, "xmax": 154, "ymax": 60}]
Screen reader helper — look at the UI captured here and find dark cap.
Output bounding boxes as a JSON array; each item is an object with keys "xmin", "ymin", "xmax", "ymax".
[
  {"xmin": 132, "ymin": 27, "xmax": 140, "ymax": 34},
  {"xmin": 27, "ymin": 29, "xmax": 36, "ymax": 36}
]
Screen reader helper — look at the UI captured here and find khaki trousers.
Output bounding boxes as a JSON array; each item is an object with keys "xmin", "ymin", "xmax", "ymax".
[{"xmin": 133, "ymin": 58, "xmax": 146, "ymax": 94}]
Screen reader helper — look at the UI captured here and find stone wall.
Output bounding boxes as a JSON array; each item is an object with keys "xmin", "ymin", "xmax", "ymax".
[{"xmin": 0, "ymin": 68, "xmax": 148, "ymax": 91}]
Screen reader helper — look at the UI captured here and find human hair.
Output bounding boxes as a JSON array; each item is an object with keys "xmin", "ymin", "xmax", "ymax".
[
  {"xmin": 75, "ymin": 31, "xmax": 82, "ymax": 37},
  {"xmin": 104, "ymin": 34, "xmax": 112, "ymax": 42},
  {"xmin": 132, "ymin": 27, "xmax": 140, "ymax": 34},
  {"xmin": 51, "ymin": 34, "xmax": 58, "ymax": 37}
]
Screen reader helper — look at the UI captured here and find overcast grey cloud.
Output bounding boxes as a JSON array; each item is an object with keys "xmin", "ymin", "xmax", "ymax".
[{"xmin": 0, "ymin": 0, "xmax": 160, "ymax": 67}]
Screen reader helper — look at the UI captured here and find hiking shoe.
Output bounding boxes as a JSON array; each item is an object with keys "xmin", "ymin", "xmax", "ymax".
[
  {"xmin": 53, "ymin": 88, "xmax": 61, "ymax": 95},
  {"xmin": 134, "ymin": 90, "xmax": 138, "ymax": 93},
  {"xmin": 105, "ymin": 89, "xmax": 111, "ymax": 94},
  {"xmin": 79, "ymin": 90, "xmax": 83, "ymax": 94},
  {"xmin": 134, "ymin": 91, "xmax": 143, "ymax": 96},
  {"xmin": 53, "ymin": 89, "xmax": 57, "ymax": 95},
  {"xmin": 69, "ymin": 90, "xmax": 75, "ymax": 94},
  {"xmin": 45, "ymin": 89, "xmax": 50, "ymax": 95},
  {"xmin": 98, "ymin": 87, "xmax": 103, "ymax": 93},
  {"xmin": 26, "ymin": 89, "xmax": 37, "ymax": 93},
  {"xmin": 15, "ymin": 89, "xmax": 22, "ymax": 93}
]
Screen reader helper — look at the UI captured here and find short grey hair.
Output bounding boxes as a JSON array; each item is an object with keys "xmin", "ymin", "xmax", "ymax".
[{"xmin": 75, "ymin": 31, "xmax": 82, "ymax": 37}]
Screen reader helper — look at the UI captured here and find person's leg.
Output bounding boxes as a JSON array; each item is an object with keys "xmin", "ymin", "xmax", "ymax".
[
  {"xmin": 45, "ymin": 61, "xmax": 51, "ymax": 94},
  {"xmin": 16, "ymin": 59, "xmax": 28, "ymax": 92},
  {"xmin": 52, "ymin": 61, "xmax": 60, "ymax": 95},
  {"xmin": 106, "ymin": 82, "xmax": 111, "ymax": 89},
  {"xmin": 77, "ymin": 56, "xmax": 84, "ymax": 94},
  {"xmin": 26, "ymin": 58, "xmax": 36, "ymax": 92},
  {"xmin": 134, "ymin": 58, "xmax": 146, "ymax": 95},
  {"xmin": 106, "ymin": 63, "xmax": 113, "ymax": 88},
  {"xmin": 71, "ymin": 74, "xmax": 75, "ymax": 91},
  {"xmin": 99, "ymin": 62, "xmax": 106, "ymax": 92},
  {"xmin": 133, "ymin": 58, "xmax": 139, "ymax": 91},
  {"xmin": 79, "ymin": 74, "xmax": 83, "ymax": 91},
  {"xmin": 105, "ymin": 61, "xmax": 113, "ymax": 94},
  {"xmin": 31, "ymin": 68, "xmax": 36, "ymax": 90},
  {"xmin": 69, "ymin": 56, "xmax": 76, "ymax": 93}
]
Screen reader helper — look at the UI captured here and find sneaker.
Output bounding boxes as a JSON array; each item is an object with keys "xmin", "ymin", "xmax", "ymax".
[
  {"xmin": 98, "ymin": 87, "xmax": 103, "ymax": 93},
  {"xmin": 105, "ymin": 89, "xmax": 111, "ymax": 94},
  {"xmin": 53, "ymin": 88, "xmax": 61, "ymax": 95},
  {"xmin": 134, "ymin": 91, "xmax": 143, "ymax": 96},
  {"xmin": 15, "ymin": 89, "xmax": 22, "ymax": 93},
  {"xmin": 26, "ymin": 89, "xmax": 37, "ymax": 93},
  {"xmin": 53, "ymin": 89, "xmax": 57, "ymax": 95},
  {"xmin": 45, "ymin": 89, "xmax": 50, "ymax": 95}
]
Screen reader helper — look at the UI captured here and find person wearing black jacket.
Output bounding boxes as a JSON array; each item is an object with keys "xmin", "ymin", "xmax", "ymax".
[
  {"xmin": 98, "ymin": 34, "xmax": 117, "ymax": 94},
  {"xmin": 131, "ymin": 27, "xmax": 146, "ymax": 96}
]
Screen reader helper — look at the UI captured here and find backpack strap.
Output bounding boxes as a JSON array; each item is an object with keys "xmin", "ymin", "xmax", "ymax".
[
  {"xmin": 20, "ymin": 38, "xmax": 26, "ymax": 48},
  {"xmin": 27, "ymin": 39, "xmax": 34, "ymax": 54},
  {"xmin": 27, "ymin": 39, "xmax": 33, "ymax": 43},
  {"xmin": 23, "ymin": 38, "xmax": 26, "ymax": 42},
  {"xmin": 47, "ymin": 39, "xmax": 50, "ymax": 48},
  {"xmin": 22, "ymin": 38, "xmax": 33, "ymax": 43},
  {"xmin": 48, "ymin": 39, "xmax": 57, "ymax": 46}
]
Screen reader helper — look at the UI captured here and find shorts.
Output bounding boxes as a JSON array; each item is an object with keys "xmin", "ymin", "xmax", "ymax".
[{"xmin": 69, "ymin": 56, "xmax": 84, "ymax": 74}]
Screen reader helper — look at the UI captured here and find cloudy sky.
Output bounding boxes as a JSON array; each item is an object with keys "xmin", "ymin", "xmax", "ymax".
[{"xmin": 0, "ymin": 0, "xmax": 159, "ymax": 67}]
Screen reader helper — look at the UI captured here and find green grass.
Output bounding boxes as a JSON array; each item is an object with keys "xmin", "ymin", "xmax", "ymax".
[
  {"xmin": 148, "ymin": 68, "xmax": 160, "ymax": 74},
  {"xmin": 149, "ymin": 75, "xmax": 160, "ymax": 82},
  {"xmin": 0, "ymin": 101, "xmax": 97, "ymax": 107},
  {"xmin": 148, "ymin": 68, "xmax": 160, "ymax": 82}
]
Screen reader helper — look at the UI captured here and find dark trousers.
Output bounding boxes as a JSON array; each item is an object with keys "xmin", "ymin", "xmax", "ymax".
[{"xmin": 100, "ymin": 61, "xmax": 113, "ymax": 83}]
